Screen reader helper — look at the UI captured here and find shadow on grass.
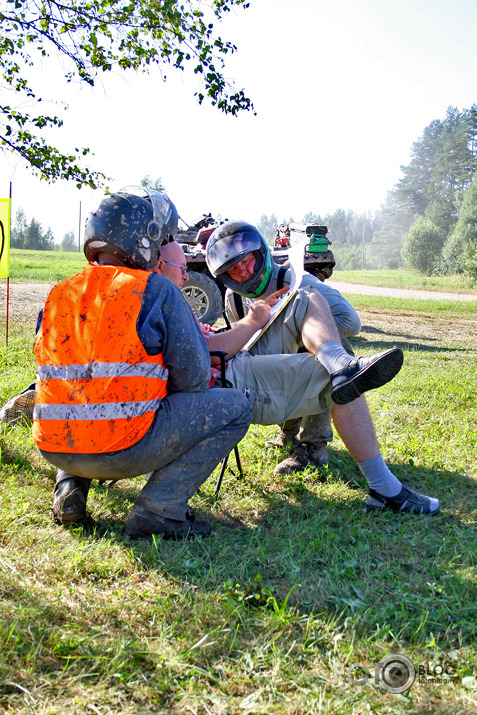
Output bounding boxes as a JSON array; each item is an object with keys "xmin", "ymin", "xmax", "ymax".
[
  {"xmin": 361, "ymin": 323, "xmax": 442, "ymax": 342},
  {"xmin": 63, "ymin": 453, "xmax": 477, "ymax": 648},
  {"xmin": 350, "ymin": 331, "xmax": 475, "ymax": 355},
  {"xmin": 1, "ymin": 453, "xmax": 476, "ymax": 715},
  {"xmin": 2, "ymin": 426, "xmax": 476, "ymax": 651}
]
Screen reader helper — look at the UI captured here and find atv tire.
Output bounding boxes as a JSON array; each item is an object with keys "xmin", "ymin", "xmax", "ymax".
[{"xmin": 181, "ymin": 271, "xmax": 223, "ymax": 325}]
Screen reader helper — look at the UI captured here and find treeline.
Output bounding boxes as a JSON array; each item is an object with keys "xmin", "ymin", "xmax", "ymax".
[
  {"xmin": 11, "ymin": 208, "xmax": 78, "ymax": 252},
  {"xmin": 258, "ymin": 104, "xmax": 477, "ymax": 278},
  {"xmin": 11, "ymin": 125, "xmax": 477, "ymax": 276}
]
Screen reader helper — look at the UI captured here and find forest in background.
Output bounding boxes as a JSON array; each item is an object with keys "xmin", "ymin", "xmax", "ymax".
[
  {"xmin": 10, "ymin": 207, "xmax": 77, "ymax": 252},
  {"xmin": 258, "ymin": 104, "xmax": 477, "ymax": 279},
  {"xmin": 10, "ymin": 105, "xmax": 477, "ymax": 279}
]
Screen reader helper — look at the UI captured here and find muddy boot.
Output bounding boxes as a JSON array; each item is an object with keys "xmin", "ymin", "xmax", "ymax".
[
  {"xmin": 274, "ymin": 442, "xmax": 328, "ymax": 476},
  {"xmin": 265, "ymin": 430, "xmax": 294, "ymax": 449},
  {"xmin": 51, "ymin": 476, "xmax": 90, "ymax": 524},
  {"xmin": 125, "ymin": 503, "xmax": 212, "ymax": 540},
  {"xmin": 264, "ymin": 418, "xmax": 300, "ymax": 449}
]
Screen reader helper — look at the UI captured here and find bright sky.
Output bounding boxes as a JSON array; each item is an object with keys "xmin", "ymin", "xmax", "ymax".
[{"xmin": 1, "ymin": 0, "xmax": 476, "ymax": 244}]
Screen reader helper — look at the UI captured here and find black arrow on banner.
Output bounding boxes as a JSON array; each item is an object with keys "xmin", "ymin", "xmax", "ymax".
[{"xmin": 0, "ymin": 220, "xmax": 4, "ymax": 262}]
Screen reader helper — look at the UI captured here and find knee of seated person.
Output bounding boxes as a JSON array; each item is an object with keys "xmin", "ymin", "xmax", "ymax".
[
  {"xmin": 337, "ymin": 308, "xmax": 361, "ymax": 337},
  {"xmin": 307, "ymin": 287, "xmax": 329, "ymax": 307},
  {"xmin": 303, "ymin": 289, "xmax": 334, "ymax": 322}
]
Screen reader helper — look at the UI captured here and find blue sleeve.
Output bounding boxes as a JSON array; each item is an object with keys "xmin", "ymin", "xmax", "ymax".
[{"xmin": 137, "ymin": 273, "xmax": 211, "ymax": 393}]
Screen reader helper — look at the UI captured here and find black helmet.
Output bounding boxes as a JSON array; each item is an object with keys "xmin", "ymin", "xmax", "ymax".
[
  {"xmin": 84, "ymin": 187, "xmax": 178, "ymax": 270},
  {"xmin": 206, "ymin": 221, "xmax": 273, "ymax": 298}
]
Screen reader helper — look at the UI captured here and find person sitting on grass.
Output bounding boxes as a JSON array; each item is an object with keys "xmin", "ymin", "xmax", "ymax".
[
  {"xmin": 208, "ymin": 220, "xmax": 361, "ymax": 477},
  {"xmin": 159, "ymin": 240, "xmax": 439, "ymax": 516}
]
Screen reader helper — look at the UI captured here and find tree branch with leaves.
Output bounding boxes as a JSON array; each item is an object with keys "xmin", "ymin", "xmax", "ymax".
[{"xmin": 0, "ymin": 0, "xmax": 253, "ymax": 187}]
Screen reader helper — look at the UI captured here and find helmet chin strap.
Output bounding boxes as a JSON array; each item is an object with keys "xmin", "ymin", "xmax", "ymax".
[{"xmin": 241, "ymin": 272, "xmax": 270, "ymax": 298}]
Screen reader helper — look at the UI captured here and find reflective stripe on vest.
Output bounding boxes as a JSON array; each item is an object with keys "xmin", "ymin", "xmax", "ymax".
[
  {"xmin": 32, "ymin": 264, "xmax": 168, "ymax": 454},
  {"xmin": 34, "ymin": 397, "xmax": 163, "ymax": 422},
  {"xmin": 36, "ymin": 362, "xmax": 168, "ymax": 381}
]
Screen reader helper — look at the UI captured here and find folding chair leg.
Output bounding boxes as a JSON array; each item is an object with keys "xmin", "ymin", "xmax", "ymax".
[
  {"xmin": 233, "ymin": 446, "xmax": 243, "ymax": 478},
  {"xmin": 215, "ymin": 455, "xmax": 229, "ymax": 498},
  {"xmin": 98, "ymin": 480, "xmax": 118, "ymax": 489},
  {"xmin": 215, "ymin": 446, "xmax": 243, "ymax": 498},
  {"xmin": 209, "ymin": 350, "xmax": 245, "ymax": 498}
]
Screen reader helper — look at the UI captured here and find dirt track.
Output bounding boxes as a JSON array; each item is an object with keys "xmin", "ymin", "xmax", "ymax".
[
  {"xmin": 0, "ymin": 282, "xmax": 53, "ymax": 324},
  {"xmin": 1, "ymin": 281, "xmax": 476, "ymax": 349},
  {"xmin": 327, "ymin": 279, "xmax": 477, "ymax": 301}
]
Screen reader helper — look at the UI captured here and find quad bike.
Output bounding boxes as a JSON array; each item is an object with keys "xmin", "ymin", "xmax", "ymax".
[
  {"xmin": 177, "ymin": 216, "xmax": 335, "ymax": 325},
  {"xmin": 272, "ymin": 223, "xmax": 335, "ymax": 281}
]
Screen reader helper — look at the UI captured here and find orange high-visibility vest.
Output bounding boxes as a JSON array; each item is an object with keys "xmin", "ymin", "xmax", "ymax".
[{"xmin": 32, "ymin": 264, "xmax": 168, "ymax": 454}]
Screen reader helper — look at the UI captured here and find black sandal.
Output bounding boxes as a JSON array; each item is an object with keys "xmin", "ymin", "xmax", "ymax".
[{"xmin": 365, "ymin": 484, "xmax": 440, "ymax": 515}]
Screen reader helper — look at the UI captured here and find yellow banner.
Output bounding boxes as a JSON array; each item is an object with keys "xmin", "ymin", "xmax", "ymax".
[{"xmin": 0, "ymin": 199, "xmax": 10, "ymax": 278}]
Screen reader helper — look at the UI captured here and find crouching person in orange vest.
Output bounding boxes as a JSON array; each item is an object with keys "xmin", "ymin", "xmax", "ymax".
[{"xmin": 32, "ymin": 188, "xmax": 252, "ymax": 539}]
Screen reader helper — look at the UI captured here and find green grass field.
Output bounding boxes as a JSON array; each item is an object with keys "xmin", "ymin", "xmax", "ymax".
[
  {"xmin": 9, "ymin": 249, "xmax": 86, "ymax": 283},
  {"xmin": 0, "ymin": 255, "xmax": 477, "ymax": 713},
  {"xmin": 332, "ymin": 268, "xmax": 477, "ymax": 294}
]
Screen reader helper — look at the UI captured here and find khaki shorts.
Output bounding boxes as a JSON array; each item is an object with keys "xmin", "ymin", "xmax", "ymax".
[{"xmin": 226, "ymin": 350, "xmax": 331, "ymax": 425}]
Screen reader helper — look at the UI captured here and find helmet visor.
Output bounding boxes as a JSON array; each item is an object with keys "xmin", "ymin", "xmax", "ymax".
[{"xmin": 207, "ymin": 230, "xmax": 263, "ymax": 276}]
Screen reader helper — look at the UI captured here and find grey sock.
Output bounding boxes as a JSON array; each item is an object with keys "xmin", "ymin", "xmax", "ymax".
[
  {"xmin": 316, "ymin": 341, "xmax": 352, "ymax": 375},
  {"xmin": 358, "ymin": 454, "xmax": 402, "ymax": 497}
]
